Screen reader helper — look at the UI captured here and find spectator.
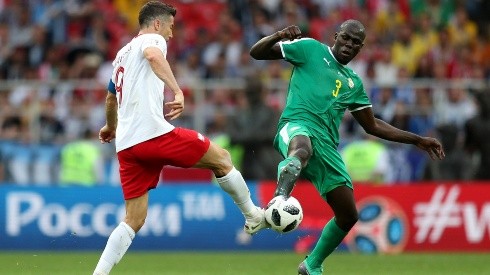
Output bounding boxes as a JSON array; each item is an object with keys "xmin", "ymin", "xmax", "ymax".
[
  {"xmin": 413, "ymin": 12, "xmax": 439, "ymax": 52},
  {"xmin": 433, "ymin": 87, "xmax": 477, "ymax": 129},
  {"xmin": 0, "ymin": 115, "xmax": 31, "ymax": 184},
  {"xmin": 194, "ymin": 87, "xmax": 236, "ymax": 132},
  {"xmin": 373, "ymin": 44, "xmax": 398, "ymax": 86},
  {"xmin": 372, "ymin": 87, "xmax": 397, "ymax": 122},
  {"xmin": 82, "ymin": 12, "xmax": 111, "ymax": 58},
  {"xmin": 391, "ymin": 23, "xmax": 427, "ymax": 75},
  {"xmin": 202, "ymin": 26, "xmax": 242, "ymax": 70},
  {"xmin": 37, "ymin": 99, "xmax": 65, "ymax": 145},
  {"xmin": 59, "ymin": 128, "xmax": 103, "ymax": 186},
  {"xmin": 0, "ymin": 21, "xmax": 12, "ymax": 67},
  {"xmin": 27, "ymin": 25, "xmax": 49, "ymax": 68},
  {"xmin": 113, "ymin": 0, "xmax": 148, "ymax": 33},
  {"xmin": 207, "ymin": 110, "xmax": 244, "ymax": 171},
  {"xmin": 29, "ymin": 0, "xmax": 67, "ymax": 45},
  {"xmin": 7, "ymin": 3, "xmax": 35, "ymax": 48},
  {"xmin": 410, "ymin": 0, "xmax": 455, "ymax": 28},
  {"xmin": 341, "ymin": 136, "xmax": 393, "ymax": 184},
  {"xmin": 447, "ymin": 5, "xmax": 478, "ymax": 47},
  {"xmin": 426, "ymin": 123, "xmax": 471, "ymax": 180},
  {"xmin": 465, "ymin": 91, "xmax": 490, "ymax": 180},
  {"xmin": 227, "ymin": 76, "xmax": 280, "ymax": 180}
]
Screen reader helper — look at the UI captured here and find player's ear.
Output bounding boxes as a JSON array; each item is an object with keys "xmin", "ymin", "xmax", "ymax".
[
  {"xmin": 154, "ymin": 18, "xmax": 160, "ymax": 31},
  {"xmin": 334, "ymin": 32, "xmax": 338, "ymax": 40}
]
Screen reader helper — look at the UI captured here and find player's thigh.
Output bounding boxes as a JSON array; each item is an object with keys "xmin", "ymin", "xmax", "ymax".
[
  {"xmin": 136, "ymin": 128, "xmax": 210, "ymax": 168},
  {"xmin": 303, "ymin": 139, "xmax": 353, "ymax": 197},
  {"xmin": 118, "ymin": 147, "xmax": 162, "ymax": 200},
  {"xmin": 274, "ymin": 122, "xmax": 312, "ymax": 158},
  {"xmin": 193, "ymin": 141, "xmax": 232, "ymax": 172}
]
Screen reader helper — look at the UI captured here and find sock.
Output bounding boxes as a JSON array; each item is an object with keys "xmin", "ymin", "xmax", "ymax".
[
  {"xmin": 215, "ymin": 167, "xmax": 257, "ymax": 217},
  {"xmin": 93, "ymin": 222, "xmax": 135, "ymax": 275},
  {"xmin": 274, "ymin": 156, "xmax": 301, "ymax": 197},
  {"xmin": 306, "ymin": 218, "xmax": 347, "ymax": 269}
]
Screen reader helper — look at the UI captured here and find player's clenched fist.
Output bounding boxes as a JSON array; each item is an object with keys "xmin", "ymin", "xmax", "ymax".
[
  {"xmin": 165, "ymin": 90, "xmax": 184, "ymax": 120},
  {"xmin": 99, "ymin": 125, "xmax": 116, "ymax": 143},
  {"xmin": 277, "ymin": 25, "xmax": 302, "ymax": 40}
]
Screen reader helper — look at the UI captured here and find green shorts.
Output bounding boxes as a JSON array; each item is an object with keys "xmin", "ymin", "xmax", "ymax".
[{"xmin": 273, "ymin": 122, "xmax": 353, "ymax": 198}]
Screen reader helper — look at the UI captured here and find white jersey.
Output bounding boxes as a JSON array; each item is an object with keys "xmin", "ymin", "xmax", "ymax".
[{"xmin": 111, "ymin": 33, "xmax": 174, "ymax": 152}]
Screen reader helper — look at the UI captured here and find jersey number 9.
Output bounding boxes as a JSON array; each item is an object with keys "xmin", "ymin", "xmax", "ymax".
[{"xmin": 115, "ymin": 66, "xmax": 125, "ymax": 105}]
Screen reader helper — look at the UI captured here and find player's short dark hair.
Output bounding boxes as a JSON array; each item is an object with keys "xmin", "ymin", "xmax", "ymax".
[
  {"xmin": 139, "ymin": 1, "xmax": 177, "ymax": 28},
  {"xmin": 340, "ymin": 19, "xmax": 365, "ymax": 33}
]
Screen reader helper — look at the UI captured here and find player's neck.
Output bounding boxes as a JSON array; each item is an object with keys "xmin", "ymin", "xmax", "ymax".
[{"xmin": 138, "ymin": 27, "xmax": 156, "ymax": 36}]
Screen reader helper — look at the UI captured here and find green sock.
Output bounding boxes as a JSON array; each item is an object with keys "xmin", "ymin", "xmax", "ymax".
[{"xmin": 306, "ymin": 218, "xmax": 347, "ymax": 268}]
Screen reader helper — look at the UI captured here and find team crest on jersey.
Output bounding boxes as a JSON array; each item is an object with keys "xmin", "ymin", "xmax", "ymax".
[{"xmin": 348, "ymin": 78, "xmax": 354, "ymax": 89}]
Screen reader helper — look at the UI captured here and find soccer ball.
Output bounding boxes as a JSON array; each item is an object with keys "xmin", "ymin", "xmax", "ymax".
[
  {"xmin": 265, "ymin": 195, "xmax": 303, "ymax": 233},
  {"xmin": 344, "ymin": 196, "xmax": 408, "ymax": 254}
]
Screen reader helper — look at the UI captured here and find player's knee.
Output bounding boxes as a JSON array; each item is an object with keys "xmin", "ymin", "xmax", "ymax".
[
  {"xmin": 347, "ymin": 210, "xmax": 359, "ymax": 229},
  {"xmin": 213, "ymin": 147, "xmax": 233, "ymax": 176},
  {"xmin": 294, "ymin": 147, "xmax": 312, "ymax": 165},
  {"xmin": 290, "ymin": 136, "xmax": 312, "ymax": 165},
  {"xmin": 337, "ymin": 210, "xmax": 358, "ymax": 231}
]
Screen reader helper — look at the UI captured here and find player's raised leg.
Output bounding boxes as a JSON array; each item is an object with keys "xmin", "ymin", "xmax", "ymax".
[
  {"xmin": 194, "ymin": 141, "xmax": 269, "ymax": 234},
  {"xmin": 93, "ymin": 193, "xmax": 148, "ymax": 275},
  {"xmin": 274, "ymin": 133, "xmax": 312, "ymax": 198}
]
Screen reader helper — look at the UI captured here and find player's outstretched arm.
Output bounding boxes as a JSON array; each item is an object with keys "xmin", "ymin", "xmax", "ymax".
[
  {"xmin": 352, "ymin": 107, "xmax": 445, "ymax": 160},
  {"xmin": 250, "ymin": 25, "xmax": 302, "ymax": 60}
]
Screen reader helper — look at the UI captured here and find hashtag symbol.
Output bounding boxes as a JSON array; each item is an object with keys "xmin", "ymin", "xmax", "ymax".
[{"xmin": 413, "ymin": 186, "xmax": 462, "ymax": 243}]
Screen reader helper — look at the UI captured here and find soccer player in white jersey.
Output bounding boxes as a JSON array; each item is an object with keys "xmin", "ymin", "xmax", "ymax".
[{"xmin": 93, "ymin": 2, "xmax": 268, "ymax": 274}]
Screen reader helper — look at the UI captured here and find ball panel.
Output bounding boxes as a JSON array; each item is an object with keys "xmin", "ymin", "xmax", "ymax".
[
  {"xmin": 270, "ymin": 209, "xmax": 281, "ymax": 226},
  {"xmin": 283, "ymin": 220, "xmax": 298, "ymax": 233},
  {"xmin": 283, "ymin": 204, "xmax": 301, "ymax": 215}
]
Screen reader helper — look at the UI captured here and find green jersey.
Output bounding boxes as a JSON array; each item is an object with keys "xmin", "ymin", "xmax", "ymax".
[
  {"xmin": 278, "ymin": 38, "xmax": 371, "ymax": 146},
  {"xmin": 274, "ymin": 38, "xmax": 372, "ymax": 195}
]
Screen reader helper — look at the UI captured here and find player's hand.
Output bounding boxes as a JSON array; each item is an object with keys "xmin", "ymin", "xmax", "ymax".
[
  {"xmin": 165, "ymin": 90, "xmax": 184, "ymax": 120},
  {"xmin": 99, "ymin": 125, "xmax": 116, "ymax": 143},
  {"xmin": 277, "ymin": 25, "xmax": 302, "ymax": 41},
  {"xmin": 416, "ymin": 137, "xmax": 445, "ymax": 160}
]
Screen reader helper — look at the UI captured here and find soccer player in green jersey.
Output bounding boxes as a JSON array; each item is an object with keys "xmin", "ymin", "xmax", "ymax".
[{"xmin": 250, "ymin": 20, "xmax": 446, "ymax": 275}]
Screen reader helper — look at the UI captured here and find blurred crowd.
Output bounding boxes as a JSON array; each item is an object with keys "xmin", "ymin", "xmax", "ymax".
[{"xmin": 0, "ymin": 0, "xmax": 490, "ymax": 186}]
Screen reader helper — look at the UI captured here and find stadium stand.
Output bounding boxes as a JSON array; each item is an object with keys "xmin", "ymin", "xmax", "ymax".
[{"xmin": 0, "ymin": 0, "xmax": 489, "ymax": 184}]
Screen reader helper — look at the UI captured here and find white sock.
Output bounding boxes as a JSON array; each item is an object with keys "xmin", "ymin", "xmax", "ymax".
[
  {"xmin": 93, "ymin": 222, "xmax": 135, "ymax": 275},
  {"xmin": 215, "ymin": 167, "xmax": 258, "ymax": 218}
]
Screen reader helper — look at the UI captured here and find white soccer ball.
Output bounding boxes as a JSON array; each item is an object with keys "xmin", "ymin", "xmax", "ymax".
[{"xmin": 265, "ymin": 195, "xmax": 303, "ymax": 233}]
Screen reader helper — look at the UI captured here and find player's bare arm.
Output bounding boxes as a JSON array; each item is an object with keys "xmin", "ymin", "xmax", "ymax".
[
  {"xmin": 99, "ymin": 92, "xmax": 117, "ymax": 143},
  {"xmin": 250, "ymin": 25, "xmax": 302, "ymax": 60},
  {"xmin": 351, "ymin": 107, "xmax": 445, "ymax": 160},
  {"xmin": 143, "ymin": 46, "xmax": 184, "ymax": 120}
]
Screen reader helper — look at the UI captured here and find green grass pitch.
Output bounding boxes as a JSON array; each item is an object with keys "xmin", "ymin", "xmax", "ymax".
[{"xmin": 1, "ymin": 251, "xmax": 489, "ymax": 275}]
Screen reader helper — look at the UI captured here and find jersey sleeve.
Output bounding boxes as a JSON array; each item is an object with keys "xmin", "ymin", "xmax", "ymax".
[
  {"xmin": 140, "ymin": 34, "xmax": 167, "ymax": 55},
  {"xmin": 348, "ymin": 81, "xmax": 372, "ymax": 112},
  {"xmin": 279, "ymin": 38, "xmax": 315, "ymax": 66}
]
